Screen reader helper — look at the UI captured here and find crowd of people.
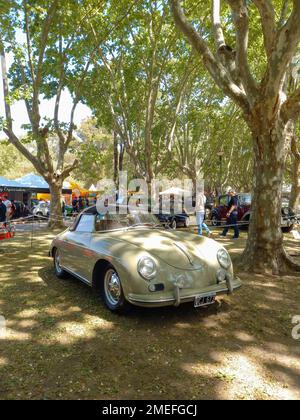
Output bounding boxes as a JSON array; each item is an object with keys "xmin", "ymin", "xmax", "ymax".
[
  {"xmin": 0, "ymin": 197, "xmax": 20, "ymax": 223},
  {"xmin": 0, "ymin": 190, "xmax": 240, "ymax": 239},
  {"xmin": 71, "ymin": 196, "xmax": 92, "ymax": 215}
]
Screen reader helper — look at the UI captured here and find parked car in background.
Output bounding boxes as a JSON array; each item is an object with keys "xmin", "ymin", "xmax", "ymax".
[
  {"xmin": 50, "ymin": 206, "xmax": 241, "ymax": 312},
  {"xmin": 210, "ymin": 193, "xmax": 297, "ymax": 233},
  {"xmin": 32, "ymin": 202, "xmax": 50, "ymax": 219},
  {"xmin": 126, "ymin": 194, "xmax": 190, "ymax": 230},
  {"xmin": 155, "ymin": 212, "xmax": 190, "ymax": 230}
]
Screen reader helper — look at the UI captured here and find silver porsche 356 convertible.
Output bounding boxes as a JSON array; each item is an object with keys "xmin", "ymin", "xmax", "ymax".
[{"xmin": 49, "ymin": 206, "xmax": 241, "ymax": 312}]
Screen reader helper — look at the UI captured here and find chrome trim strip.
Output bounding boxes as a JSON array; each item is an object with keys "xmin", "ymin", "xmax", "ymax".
[{"xmin": 61, "ymin": 265, "xmax": 91, "ymax": 286}]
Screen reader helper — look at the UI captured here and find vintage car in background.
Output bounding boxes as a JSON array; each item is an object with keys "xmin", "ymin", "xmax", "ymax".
[
  {"xmin": 155, "ymin": 211, "xmax": 190, "ymax": 229},
  {"xmin": 210, "ymin": 193, "xmax": 297, "ymax": 232},
  {"xmin": 125, "ymin": 193, "xmax": 190, "ymax": 230},
  {"xmin": 50, "ymin": 206, "xmax": 241, "ymax": 312},
  {"xmin": 32, "ymin": 201, "xmax": 50, "ymax": 219}
]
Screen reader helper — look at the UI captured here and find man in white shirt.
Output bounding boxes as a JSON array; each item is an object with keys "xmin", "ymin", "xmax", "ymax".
[
  {"xmin": 196, "ymin": 191, "xmax": 211, "ymax": 236},
  {"xmin": 2, "ymin": 197, "xmax": 12, "ymax": 220}
]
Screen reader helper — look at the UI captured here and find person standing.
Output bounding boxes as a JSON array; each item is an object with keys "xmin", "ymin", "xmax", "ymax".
[
  {"xmin": 72, "ymin": 197, "xmax": 78, "ymax": 214},
  {"xmin": 2, "ymin": 196, "xmax": 11, "ymax": 221},
  {"xmin": 10, "ymin": 200, "xmax": 16, "ymax": 219},
  {"xmin": 78, "ymin": 196, "xmax": 84, "ymax": 211},
  {"xmin": 220, "ymin": 189, "xmax": 239, "ymax": 239},
  {"xmin": 196, "ymin": 191, "xmax": 211, "ymax": 237},
  {"xmin": 61, "ymin": 200, "xmax": 66, "ymax": 218},
  {"xmin": 0, "ymin": 199, "xmax": 6, "ymax": 223}
]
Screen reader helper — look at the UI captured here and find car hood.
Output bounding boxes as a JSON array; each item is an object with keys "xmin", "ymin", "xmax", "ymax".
[{"xmin": 111, "ymin": 228, "xmax": 221, "ymax": 270}]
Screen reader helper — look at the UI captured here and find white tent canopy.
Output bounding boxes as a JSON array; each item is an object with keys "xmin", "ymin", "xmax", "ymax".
[
  {"xmin": 159, "ymin": 187, "xmax": 192, "ymax": 196},
  {"xmin": 89, "ymin": 184, "xmax": 98, "ymax": 192}
]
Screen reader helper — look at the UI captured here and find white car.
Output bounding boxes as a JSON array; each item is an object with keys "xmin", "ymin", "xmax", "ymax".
[{"xmin": 32, "ymin": 202, "xmax": 50, "ymax": 219}]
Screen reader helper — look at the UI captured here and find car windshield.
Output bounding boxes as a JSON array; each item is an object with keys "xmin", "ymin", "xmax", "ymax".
[
  {"xmin": 95, "ymin": 211, "xmax": 161, "ymax": 232},
  {"xmin": 239, "ymin": 194, "xmax": 252, "ymax": 205},
  {"xmin": 281, "ymin": 198, "xmax": 289, "ymax": 207}
]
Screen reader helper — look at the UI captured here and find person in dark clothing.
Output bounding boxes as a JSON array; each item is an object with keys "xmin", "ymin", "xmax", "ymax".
[
  {"xmin": 10, "ymin": 200, "xmax": 16, "ymax": 219},
  {"xmin": 0, "ymin": 199, "xmax": 7, "ymax": 223},
  {"xmin": 220, "ymin": 189, "xmax": 239, "ymax": 239},
  {"xmin": 78, "ymin": 196, "xmax": 84, "ymax": 211},
  {"xmin": 72, "ymin": 198, "xmax": 78, "ymax": 213}
]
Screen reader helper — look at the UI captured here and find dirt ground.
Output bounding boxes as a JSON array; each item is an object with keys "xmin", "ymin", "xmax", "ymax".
[{"xmin": 0, "ymin": 227, "xmax": 300, "ymax": 400}]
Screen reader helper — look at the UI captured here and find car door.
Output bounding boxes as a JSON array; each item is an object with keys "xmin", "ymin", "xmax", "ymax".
[
  {"xmin": 62, "ymin": 214, "xmax": 95, "ymax": 283},
  {"xmin": 238, "ymin": 194, "xmax": 251, "ymax": 221},
  {"xmin": 237, "ymin": 194, "xmax": 244, "ymax": 220},
  {"xmin": 219, "ymin": 195, "xmax": 229, "ymax": 221}
]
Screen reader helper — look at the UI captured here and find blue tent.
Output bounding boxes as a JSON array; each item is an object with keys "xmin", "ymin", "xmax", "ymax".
[
  {"xmin": 15, "ymin": 174, "xmax": 49, "ymax": 189},
  {"xmin": 0, "ymin": 173, "xmax": 71, "ymax": 198},
  {"xmin": 0, "ymin": 176, "xmax": 19, "ymax": 187}
]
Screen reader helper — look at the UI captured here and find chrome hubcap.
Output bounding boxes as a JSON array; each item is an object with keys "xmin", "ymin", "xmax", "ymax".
[
  {"xmin": 55, "ymin": 251, "xmax": 62, "ymax": 273},
  {"xmin": 104, "ymin": 269, "xmax": 121, "ymax": 306}
]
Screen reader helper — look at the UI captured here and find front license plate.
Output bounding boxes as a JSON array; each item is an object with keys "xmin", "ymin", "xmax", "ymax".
[{"xmin": 194, "ymin": 293, "xmax": 216, "ymax": 308}]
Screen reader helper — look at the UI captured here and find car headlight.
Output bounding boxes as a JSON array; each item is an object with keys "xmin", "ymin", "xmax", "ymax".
[
  {"xmin": 137, "ymin": 257, "xmax": 157, "ymax": 280},
  {"xmin": 217, "ymin": 249, "xmax": 231, "ymax": 269},
  {"xmin": 282, "ymin": 207, "xmax": 289, "ymax": 216}
]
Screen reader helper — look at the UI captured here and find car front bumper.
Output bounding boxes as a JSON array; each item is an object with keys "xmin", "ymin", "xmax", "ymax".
[
  {"xmin": 127, "ymin": 276, "xmax": 242, "ymax": 308},
  {"xmin": 281, "ymin": 217, "xmax": 297, "ymax": 227}
]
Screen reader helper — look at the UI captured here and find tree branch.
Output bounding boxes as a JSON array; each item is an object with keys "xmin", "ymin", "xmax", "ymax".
[
  {"xmin": 61, "ymin": 159, "xmax": 79, "ymax": 179},
  {"xmin": 23, "ymin": 0, "xmax": 35, "ymax": 84},
  {"xmin": 32, "ymin": 0, "xmax": 59, "ymax": 133},
  {"xmin": 212, "ymin": 0, "xmax": 226, "ymax": 50},
  {"xmin": 1, "ymin": 43, "xmax": 45, "ymax": 173},
  {"xmin": 170, "ymin": 0, "xmax": 250, "ymax": 115},
  {"xmin": 252, "ymin": 0, "xmax": 276, "ymax": 56},
  {"xmin": 227, "ymin": 0, "xmax": 258, "ymax": 101},
  {"xmin": 263, "ymin": 1, "xmax": 300, "ymax": 111},
  {"xmin": 291, "ymin": 135, "xmax": 300, "ymax": 160},
  {"xmin": 278, "ymin": 0, "xmax": 290, "ymax": 28},
  {"xmin": 281, "ymin": 86, "xmax": 300, "ymax": 121}
]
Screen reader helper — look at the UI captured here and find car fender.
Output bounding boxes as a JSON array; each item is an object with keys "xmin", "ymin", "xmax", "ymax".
[
  {"xmin": 211, "ymin": 208, "xmax": 220, "ymax": 219},
  {"xmin": 241, "ymin": 211, "xmax": 251, "ymax": 221},
  {"xmin": 89, "ymin": 236, "xmax": 162, "ymax": 297}
]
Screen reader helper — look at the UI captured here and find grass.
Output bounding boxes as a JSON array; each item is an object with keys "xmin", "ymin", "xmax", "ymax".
[{"xmin": 0, "ymin": 227, "xmax": 300, "ymax": 400}]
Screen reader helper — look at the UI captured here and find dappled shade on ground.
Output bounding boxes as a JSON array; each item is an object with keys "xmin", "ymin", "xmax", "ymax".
[{"xmin": 0, "ymin": 229, "xmax": 300, "ymax": 400}]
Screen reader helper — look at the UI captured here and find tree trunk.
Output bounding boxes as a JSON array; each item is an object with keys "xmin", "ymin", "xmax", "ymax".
[
  {"xmin": 119, "ymin": 144, "xmax": 124, "ymax": 173},
  {"xmin": 289, "ymin": 139, "xmax": 300, "ymax": 213},
  {"xmin": 242, "ymin": 122, "xmax": 297, "ymax": 274},
  {"xmin": 113, "ymin": 131, "xmax": 119, "ymax": 187},
  {"xmin": 48, "ymin": 181, "xmax": 64, "ymax": 230},
  {"xmin": 289, "ymin": 157, "xmax": 300, "ymax": 213}
]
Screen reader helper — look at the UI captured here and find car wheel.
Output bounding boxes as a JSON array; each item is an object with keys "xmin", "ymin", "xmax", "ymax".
[
  {"xmin": 53, "ymin": 248, "xmax": 68, "ymax": 279},
  {"xmin": 282, "ymin": 225, "xmax": 294, "ymax": 233},
  {"xmin": 240, "ymin": 216, "xmax": 250, "ymax": 231},
  {"xmin": 170, "ymin": 219, "xmax": 177, "ymax": 230},
  {"xmin": 211, "ymin": 215, "xmax": 220, "ymax": 227},
  {"xmin": 101, "ymin": 266, "xmax": 129, "ymax": 313},
  {"xmin": 184, "ymin": 217, "xmax": 190, "ymax": 228}
]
